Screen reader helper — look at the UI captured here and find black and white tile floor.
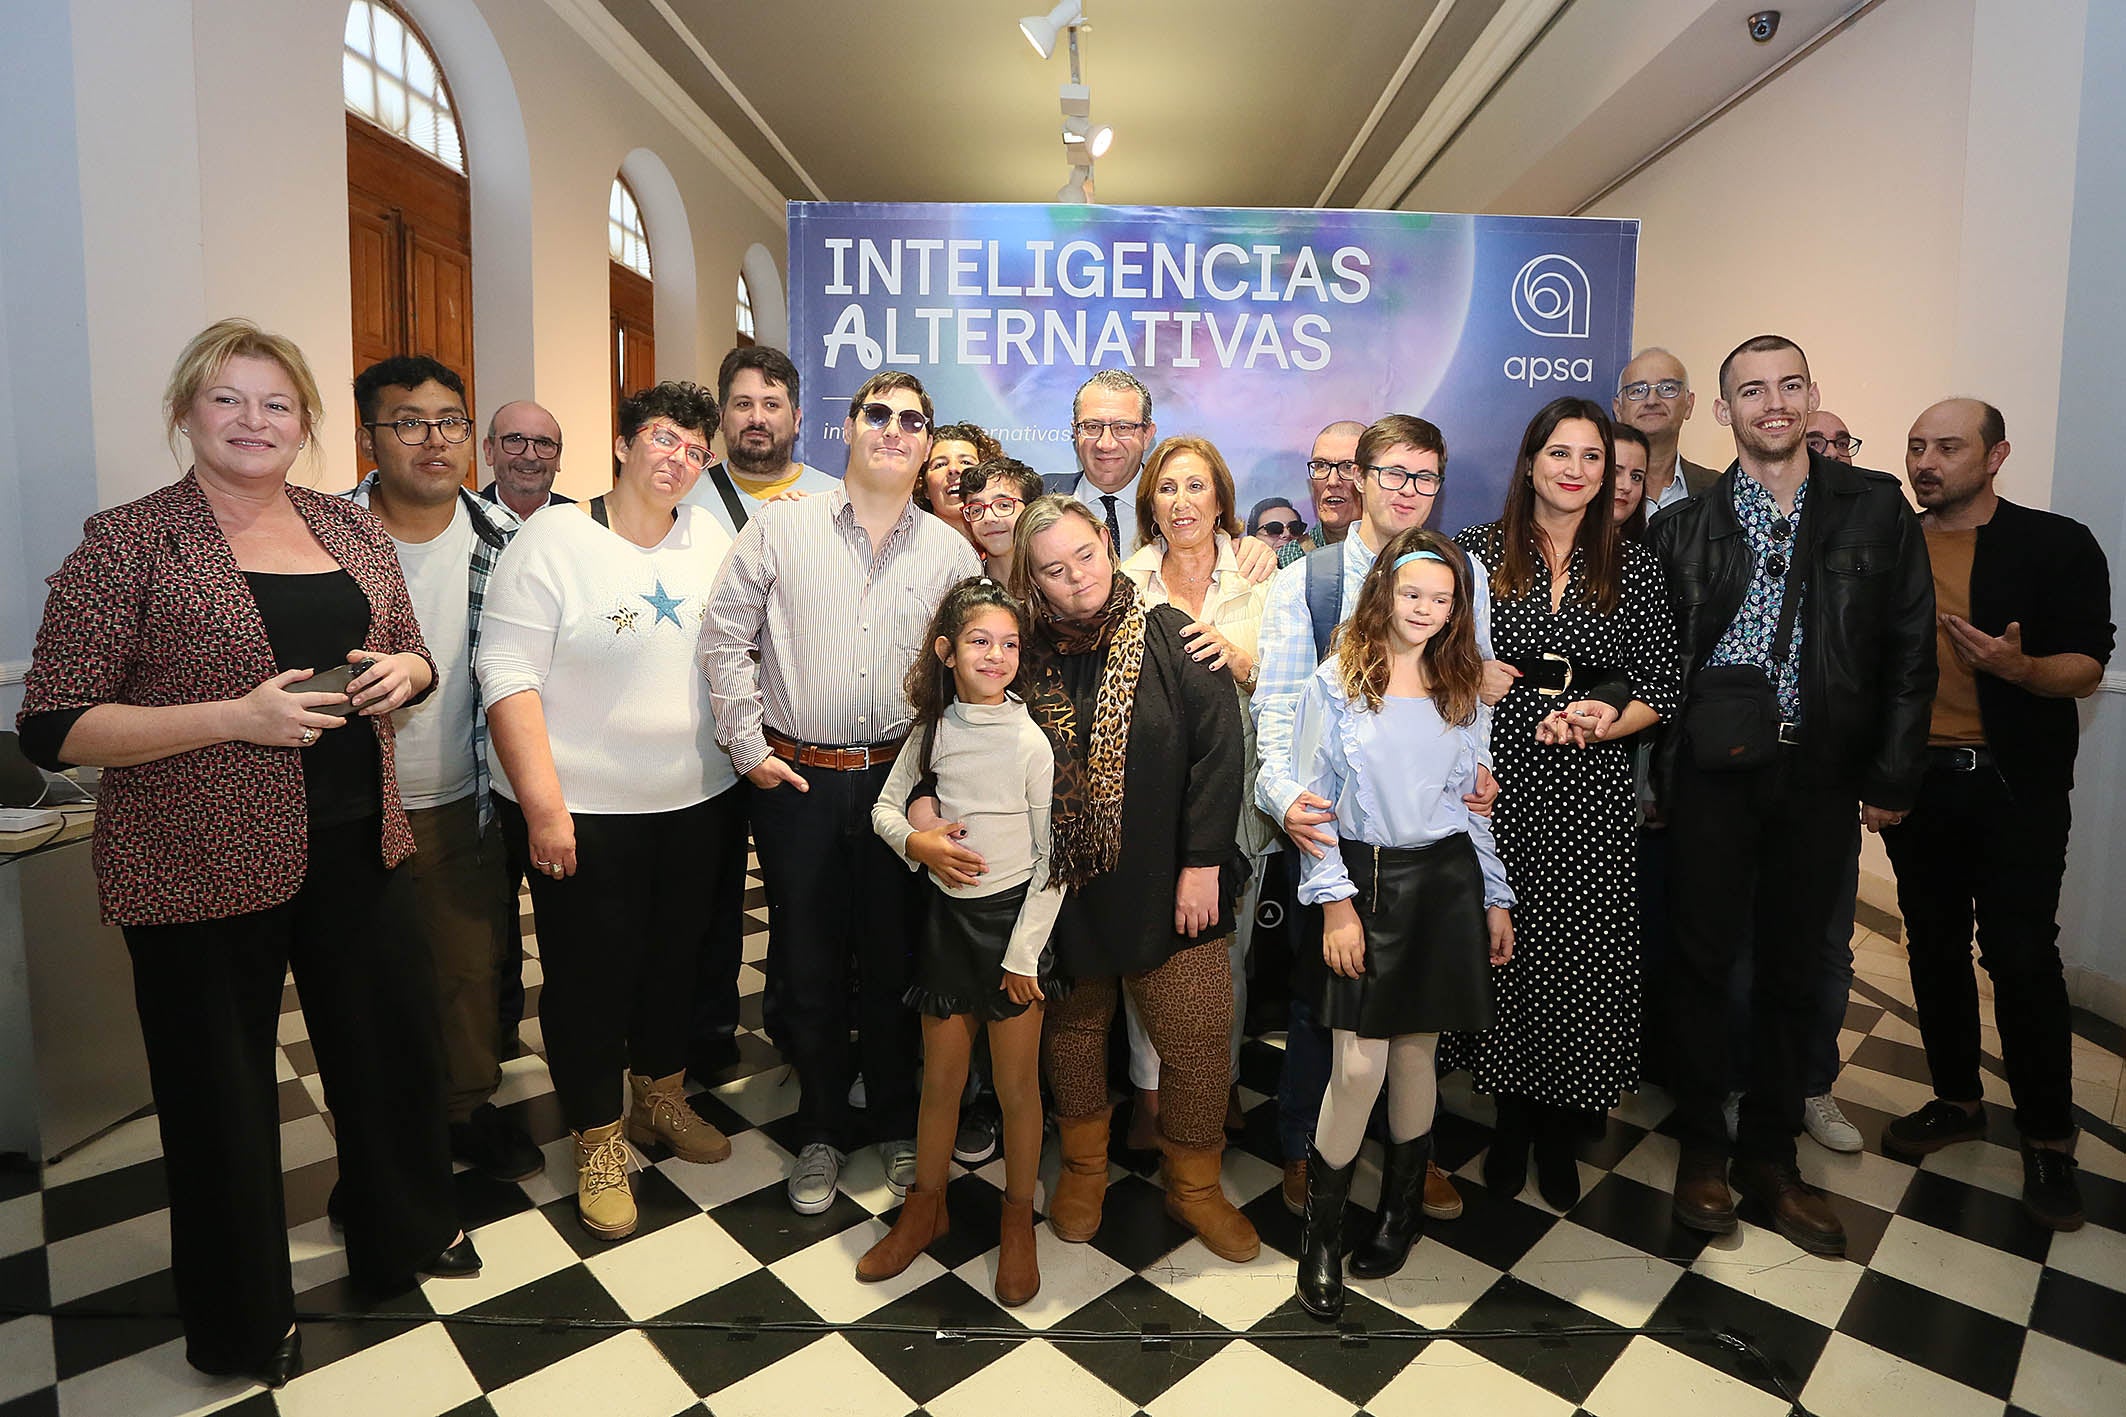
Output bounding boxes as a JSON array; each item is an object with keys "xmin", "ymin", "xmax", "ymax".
[{"xmin": 4, "ymin": 875, "xmax": 2124, "ymax": 1417}]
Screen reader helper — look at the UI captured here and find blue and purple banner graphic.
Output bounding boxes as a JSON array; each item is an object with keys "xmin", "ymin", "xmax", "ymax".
[{"xmin": 787, "ymin": 203, "xmax": 1637, "ymax": 534}]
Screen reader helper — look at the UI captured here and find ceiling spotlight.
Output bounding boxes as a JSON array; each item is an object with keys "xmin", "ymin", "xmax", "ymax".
[
  {"xmin": 1063, "ymin": 116, "xmax": 1114, "ymax": 160},
  {"xmin": 1019, "ymin": 0, "xmax": 1084, "ymax": 60},
  {"xmin": 1057, "ymin": 165, "xmax": 1094, "ymax": 204}
]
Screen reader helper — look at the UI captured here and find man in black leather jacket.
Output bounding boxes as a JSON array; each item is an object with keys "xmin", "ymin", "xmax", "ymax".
[{"xmin": 1645, "ymin": 335, "xmax": 1935, "ymax": 1257}]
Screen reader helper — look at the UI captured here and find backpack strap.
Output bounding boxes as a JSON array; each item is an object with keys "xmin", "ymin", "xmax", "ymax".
[{"xmin": 1303, "ymin": 542, "xmax": 1345, "ymax": 663}]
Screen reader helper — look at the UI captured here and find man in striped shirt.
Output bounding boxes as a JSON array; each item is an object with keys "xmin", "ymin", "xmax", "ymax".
[{"xmin": 701, "ymin": 371, "xmax": 981, "ymax": 1214}]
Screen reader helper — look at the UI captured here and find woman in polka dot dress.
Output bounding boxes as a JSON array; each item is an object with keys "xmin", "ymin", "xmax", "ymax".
[{"xmin": 1449, "ymin": 397, "xmax": 1681, "ymax": 1211}]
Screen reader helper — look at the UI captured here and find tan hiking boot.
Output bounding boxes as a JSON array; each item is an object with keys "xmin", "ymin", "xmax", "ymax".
[{"xmin": 574, "ymin": 1120, "xmax": 637, "ymax": 1240}]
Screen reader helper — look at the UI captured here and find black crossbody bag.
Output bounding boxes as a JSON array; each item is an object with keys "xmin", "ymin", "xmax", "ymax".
[{"xmin": 1684, "ymin": 508, "xmax": 1808, "ymax": 771}]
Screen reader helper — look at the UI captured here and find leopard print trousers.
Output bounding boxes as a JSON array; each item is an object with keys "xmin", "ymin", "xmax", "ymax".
[{"xmin": 1043, "ymin": 935, "xmax": 1234, "ymax": 1150}]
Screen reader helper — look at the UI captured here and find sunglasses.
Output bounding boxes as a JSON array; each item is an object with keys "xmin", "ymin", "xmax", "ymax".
[
  {"xmin": 857, "ymin": 402, "xmax": 930, "ymax": 435},
  {"xmin": 1256, "ymin": 519, "xmax": 1308, "ymax": 538}
]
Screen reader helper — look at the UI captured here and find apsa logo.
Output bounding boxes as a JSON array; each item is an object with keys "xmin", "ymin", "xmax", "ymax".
[{"xmin": 1511, "ymin": 254, "xmax": 1592, "ymax": 340}]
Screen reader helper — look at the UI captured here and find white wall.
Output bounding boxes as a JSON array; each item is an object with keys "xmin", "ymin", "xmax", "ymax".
[
  {"xmin": 1585, "ymin": 0, "xmax": 2124, "ymax": 1018},
  {"xmin": 0, "ymin": 0, "xmax": 787, "ymax": 716}
]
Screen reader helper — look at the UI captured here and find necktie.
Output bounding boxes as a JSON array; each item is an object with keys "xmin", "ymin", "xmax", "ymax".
[{"xmin": 1100, "ymin": 494, "xmax": 1123, "ymax": 556}]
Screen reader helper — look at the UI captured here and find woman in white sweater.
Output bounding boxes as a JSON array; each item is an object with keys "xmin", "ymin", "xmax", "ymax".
[
  {"xmin": 859, "ymin": 578, "xmax": 1061, "ymax": 1307},
  {"xmin": 477, "ymin": 382, "xmax": 741, "ymax": 1241}
]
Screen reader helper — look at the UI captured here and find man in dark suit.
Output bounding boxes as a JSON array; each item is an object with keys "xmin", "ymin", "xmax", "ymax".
[
  {"xmin": 478, "ymin": 400, "xmax": 572, "ymax": 520},
  {"xmin": 1615, "ymin": 348, "xmax": 1719, "ymax": 511}
]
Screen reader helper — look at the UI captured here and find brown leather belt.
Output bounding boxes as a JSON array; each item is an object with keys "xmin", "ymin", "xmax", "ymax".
[{"xmin": 763, "ymin": 727, "xmax": 904, "ymax": 771}]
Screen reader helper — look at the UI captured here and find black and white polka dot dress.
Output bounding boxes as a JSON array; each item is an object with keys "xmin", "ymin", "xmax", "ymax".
[{"xmin": 1443, "ymin": 525, "xmax": 1681, "ymax": 1113}]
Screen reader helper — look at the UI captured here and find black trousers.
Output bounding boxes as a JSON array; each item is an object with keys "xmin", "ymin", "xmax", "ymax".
[
  {"xmin": 749, "ymin": 759, "xmax": 923, "ymax": 1148},
  {"xmin": 1665, "ymin": 750, "xmax": 1857, "ymax": 1164},
  {"xmin": 685, "ymin": 783, "xmax": 756, "ymax": 1056},
  {"xmin": 121, "ymin": 818, "xmax": 458, "ymax": 1376},
  {"xmin": 1882, "ymin": 762, "xmax": 2076, "ymax": 1140},
  {"xmin": 497, "ymin": 791, "xmax": 738, "ymax": 1131}
]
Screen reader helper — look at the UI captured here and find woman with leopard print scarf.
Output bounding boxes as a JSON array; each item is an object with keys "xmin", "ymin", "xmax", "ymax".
[{"xmin": 1007, "ymin": 496, "xmax": 1257, "ymax": 1264}]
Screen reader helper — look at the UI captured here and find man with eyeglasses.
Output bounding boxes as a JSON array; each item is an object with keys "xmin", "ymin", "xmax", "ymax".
[
  {"xmin": 1252, "ymin": 413, "xmax": 1504, "ymax": 1222},
  {"xmin": 348, "ymin": 355, "xmax": 542, "ymax": 1185},
  {"xmin": 1878, "ymin": 398, "xmax": 2111, "ymax": 1230},
  {"xmin": 683, "ymin": 346, "xmax": 838, "ymax": 537},
  {"xmin": 960, "ymin": 457, "xmax": 1044, "ymax": 584},
  {"xmin": 703, "ymin": 370, "xmax": 980, "ymax": 1215},
  {"xmin": 1302, "ymin": 420, "xmax": 1367, "ymax": 548},
  {"xmin": 1646, "ymin": 335, "xmax": 1934, "ymax": 1257},
  {"xmin": 1615, "ymin": 348, "xmax": 1720, "ymax": 513},
  {"xmin": 1805, "ymin": 410, "xmax": 1859, "ymax": 465},
  {"xmin": 479, "ymin": 401, "xmax": 572, "ymax": 520}
]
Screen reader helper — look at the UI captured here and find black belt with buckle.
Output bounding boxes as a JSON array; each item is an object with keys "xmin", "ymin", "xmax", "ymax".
[
  {"xmin": 1502, "ymin": 653, "xmax": 1619, "ymax": 698},
  {"xmin": 1777, "ymin": 721, "xmax": 1802, "ymax": 746},
  {"xmin": 1927, "ymin": 744, "xmax": 1993, "ymax": 772}
]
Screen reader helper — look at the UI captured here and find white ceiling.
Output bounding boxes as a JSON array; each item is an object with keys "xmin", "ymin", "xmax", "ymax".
[{"xmin": 590, "ymin": 0, "xmax": 1875, "ymax": 214}]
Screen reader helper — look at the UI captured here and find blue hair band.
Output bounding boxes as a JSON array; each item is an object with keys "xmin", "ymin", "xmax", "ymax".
[{"xmin": 1392, "ymin": 550, "xmax": 1446, "ymax": 571}]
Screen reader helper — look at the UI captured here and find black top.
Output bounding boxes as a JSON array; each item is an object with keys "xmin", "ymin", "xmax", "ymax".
[
  {"xmin": 244, "ymin": 571, "xmax": 379, "ymax": 828},
  {"xmin": 1047, "ymin": 603, "xmax": 1244, "ymax": 978},
  {"xmin": 1959, "ymin": 498, "xmax": 2114, "ymax": 793}
]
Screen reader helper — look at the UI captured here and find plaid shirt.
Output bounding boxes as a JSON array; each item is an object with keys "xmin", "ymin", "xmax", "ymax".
[
  {"xmin": 1706, "ymin": 472, "xmax": 1810, "ymax": 720},
  {"xmin": 348, "ymin": 475, "xmax": 520, "ymax": 827}
]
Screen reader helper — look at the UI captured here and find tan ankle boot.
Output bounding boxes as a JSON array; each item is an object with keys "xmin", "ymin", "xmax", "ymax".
[
  {"xmin": 995, "ymin": 1196, "xmax": 1040, "ymax": 1306},
  {"xmin": 626, "ymin": 1071, "xmax": 731, "ymax": 1164},
  {"xmin": 856, "ymin": 1183, "xmax": 948, "ymax": 1282},
  {"xmin": 1048, "ymin": 1107, "xmax": 1112, "ymax": 1242},
  {"xmin": 574, "ymin": 1121, "xmax": 637, "ymax": 1240},
  {"xmin": 1159, "ymin": 1137, "xmax": 1260, "ymax": 1262}
]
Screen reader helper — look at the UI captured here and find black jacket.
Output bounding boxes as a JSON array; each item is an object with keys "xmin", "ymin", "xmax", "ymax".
[
  {"xmin": 1958, "ymin": 498, "xmax": 2114, "ymax": 794},
  {"xmin": 1646, "ymin": 453, "xmax": 1937, "ymax": 810}
]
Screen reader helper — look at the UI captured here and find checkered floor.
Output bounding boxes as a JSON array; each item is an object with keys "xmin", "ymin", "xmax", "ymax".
[{"xmin": 4, "ymin": 877, "xmax": 2125, "ymax": 1417}]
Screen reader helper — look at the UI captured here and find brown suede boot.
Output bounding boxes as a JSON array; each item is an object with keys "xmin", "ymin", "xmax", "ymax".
[
  {"xmin": 995, "ymin": 1196, "xmax": 1040, "ymax": 1307},
  {"xmin": 626, "ymin": 1071, "xmax": 731, "ymax": 1164},
  {"xmin": 856, "ymin": 1183, "xmax": 949, "ymax": 1282},
  {"xmin": 1159, "ymin": 1137, "xmax": 1260, "ymax": 1262},
  {"xmin": 1048, "ymin": 1108, "xmax": 1112, "ymax": 1242}
]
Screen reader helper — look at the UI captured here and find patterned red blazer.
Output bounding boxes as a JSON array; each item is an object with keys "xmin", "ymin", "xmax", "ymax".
[{"xmin": 19, "ymin": 473, "xmax": 434, "ymax": 926}]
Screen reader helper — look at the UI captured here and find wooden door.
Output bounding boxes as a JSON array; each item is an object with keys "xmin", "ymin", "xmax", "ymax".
[
  {"xmin": 610, "ymin": 260, "xmax": 655, "ymax": 454},
  {"xmin": 346, "ymin": 112, "xmax": 474, "ymax": 477}
]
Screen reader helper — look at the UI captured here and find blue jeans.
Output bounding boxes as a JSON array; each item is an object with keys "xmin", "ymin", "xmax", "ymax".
[{"xmin": 1728, "ymin": 825, "xmax": 1859, "ymax": 1098}]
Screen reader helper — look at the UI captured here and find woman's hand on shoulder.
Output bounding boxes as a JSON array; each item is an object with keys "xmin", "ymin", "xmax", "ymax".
[
  {"xmin": 1002, "ymin": 971, "xmax": 1045, "ymax": 1005},
  {"xmin": 230, "ymin": 668, "xmax": 351, "ymax": 748},
  {"xmin": 1232, "ymin": 534, "xmax": 1277, "ymax": 583}
]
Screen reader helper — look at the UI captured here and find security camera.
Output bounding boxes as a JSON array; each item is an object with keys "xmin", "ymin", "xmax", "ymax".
[{"xmin": 1748, "ymin": 10, "xmax": 1780, "ymax": 42}]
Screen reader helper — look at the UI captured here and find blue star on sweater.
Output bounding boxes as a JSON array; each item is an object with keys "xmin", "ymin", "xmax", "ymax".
[{"xmin": 640, "ymin": 579, "xmax": 685, "ymax": 628}]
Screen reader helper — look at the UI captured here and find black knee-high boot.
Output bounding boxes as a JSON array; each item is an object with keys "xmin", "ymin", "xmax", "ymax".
[
  {"xmin": 1485, "ymin": 1093, "xmax": 1532, "ymax": 1197},
  {"xmin": 1297, "ymin": 1143, "xmax": 1354, "ymax": 1321},
  {"xmin": 1532, "ymin": 1101, "xmax": 1583, "ymax": 1211},
  {"xmin": 1349, "ymin": 1133, "xmax": 1430, "ymax": 1279}
]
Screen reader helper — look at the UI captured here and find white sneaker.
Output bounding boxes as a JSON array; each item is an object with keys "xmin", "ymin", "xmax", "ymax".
[
  {"xmin": 1803, "ymin": 1093, "xmax": 1864, "ymax": 1153},
  {"xmin": 788, "ymin": 1142, "xmax": 843, "ymax": 1214},
  {"xmin": 879, "ymin": 1138, "xmax": 918, "ymax": 1197},
  {"xmin": 1723, "ymin": 1091, "xmax": 1742, "ymax": 1142}
]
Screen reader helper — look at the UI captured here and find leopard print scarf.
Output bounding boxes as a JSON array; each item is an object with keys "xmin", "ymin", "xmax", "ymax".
[{"xmin": 1025, "ymin": 575, "xmax": 1148, "ymax": 890}]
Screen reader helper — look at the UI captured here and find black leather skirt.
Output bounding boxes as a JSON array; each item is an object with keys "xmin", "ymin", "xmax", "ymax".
[
  {"xmin": 1306, "ymin": 833, "xmax": 1495, "ymax": 1038},
  {"xmin": 906, "ymin": 881, "xmax": 1041, "ymax": 1021}
]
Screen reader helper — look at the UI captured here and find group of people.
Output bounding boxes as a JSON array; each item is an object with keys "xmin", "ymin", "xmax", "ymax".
[{"xmin": 17, "ymin": 319, "xmax": 2113, "ymax": 1382}]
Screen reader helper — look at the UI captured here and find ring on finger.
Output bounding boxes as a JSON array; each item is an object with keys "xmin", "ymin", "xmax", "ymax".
[{"xmin": 299, "ymin": 727, "xmax": 318, "ymax": 745}]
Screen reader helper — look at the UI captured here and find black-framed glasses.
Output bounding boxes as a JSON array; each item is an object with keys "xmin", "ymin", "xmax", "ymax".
[
  {"xmin": 1620, "ymin": 379, "xmax": 1685, "ymax": 401},
  {"xmin": 496, "ymin": 431, "xmax": 561, "ymax": 458},
  {"xmin": 1305, "ymin": 458, "xmax": 1358, "ymax": 480},
  {"xmin": 1256, "ymin": 519, "xmax": 1308, "ymax": 538},
  {"xmin": 1072, "ymin": 418, "xmax": 1145, "ymax": 441},
  {"xmin": 1365, "ymin": 463, "xmax": 1444, "ymax": 492},
  {"xmin": 639, "ymin": 424, "xmax": 710, "ymax": 469},
  {"xmin": 365, "ymin": 415, "xmax": 473, "ymax": 446},
  {"xmin": 857, "ymin": 402, "xmax": 929, "ymax": 435},
  {"xmin": 1806, "ymin": 432, "xmax": 1861, "ymax": 457},
  {"xmin": 963, "ymin": 495, "xmax": 1024, "ymax": 523}
]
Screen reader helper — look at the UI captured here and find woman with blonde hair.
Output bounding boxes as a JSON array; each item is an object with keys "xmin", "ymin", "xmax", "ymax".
[{"xmin": 17, "ymin": 318, "xmax": 470, "ymax": 1387}]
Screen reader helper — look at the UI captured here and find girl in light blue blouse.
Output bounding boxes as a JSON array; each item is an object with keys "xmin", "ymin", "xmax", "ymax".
[{"xmin": 1289, "ymin": 527, "xmax": 1516, "ymax": 1322}]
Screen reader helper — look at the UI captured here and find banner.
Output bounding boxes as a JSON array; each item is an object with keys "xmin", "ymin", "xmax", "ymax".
[{"xmin": 787, "ymin": 203, "xmax": 1637, "ymax": 536}]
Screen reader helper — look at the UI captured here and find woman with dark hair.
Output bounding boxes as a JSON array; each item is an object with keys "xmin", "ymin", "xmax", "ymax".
[
  {"xmin": 1008, "ymin": 495, "xmax": 1258, "ymax": 1262},
  {"xmin": 1611, "ymin": 424, "xmax": 1652, "ymax": 541},
  {"xmin": 919, "ymin": 422, "xmax": 1003, "ymax": 544},
  {"xmin": 481, "ymin": 380, "xmax": 742, "ymax": 1241},
  {"xmin": 1450, "ymin": 397, "xmax": 1680, "ymax": 1212},
  {"xmin": 1245, "ymin": 496, "xmax": 1311, "ymax": 567},
  {"xmin": 16, "ymin": 319, "xmax": 467, "ymax": 1387}
]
